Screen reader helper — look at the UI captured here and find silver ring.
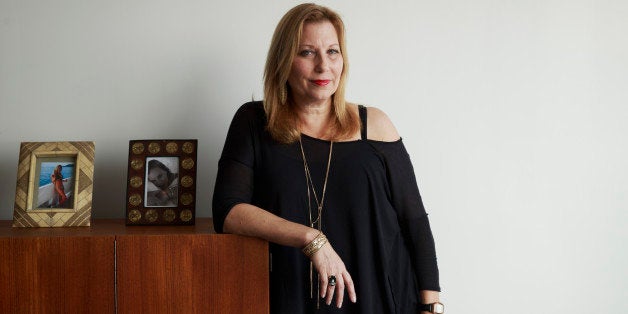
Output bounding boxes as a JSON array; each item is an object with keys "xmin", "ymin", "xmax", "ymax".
[{"xmin": 328, "ymin": 275, "xmax": 337, "ymax": 286}]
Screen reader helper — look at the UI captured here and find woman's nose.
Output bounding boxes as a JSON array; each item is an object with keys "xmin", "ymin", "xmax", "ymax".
[{"xmin": 314, "ymin": 54, "xmax": 329, "ymax": 72}]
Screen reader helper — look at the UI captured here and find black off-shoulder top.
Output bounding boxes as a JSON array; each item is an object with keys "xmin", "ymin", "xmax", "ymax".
[{"xmin": 213, "ymin": 101, "xmax": 440, "ymax": 314}]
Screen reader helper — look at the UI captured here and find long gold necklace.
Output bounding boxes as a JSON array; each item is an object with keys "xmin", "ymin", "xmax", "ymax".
[
  {"xmin": 299, "ymin": 137, "xmax": 333, "ymax": 230},
  {"xmin": 298, "ymin": 136, "xmax": 333, "ymax": 308}
]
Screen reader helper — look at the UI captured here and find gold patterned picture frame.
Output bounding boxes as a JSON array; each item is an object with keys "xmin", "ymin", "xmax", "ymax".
[
  {"xmin": 125, "ymin": 139, "xmax": 197, "ymax": 225},
  {"xmin": 12, "ymin": 141, "xmax": 95, "ymax": 227}
]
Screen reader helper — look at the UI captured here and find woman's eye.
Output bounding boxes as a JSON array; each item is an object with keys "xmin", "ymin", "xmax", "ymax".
[
  {"xmin": 299, "ymin": 50, "xmax": 315, "ymax": 57},
  {"xmin": 328, "ymin": 49, "xmax": 340, "ymax": 55}
]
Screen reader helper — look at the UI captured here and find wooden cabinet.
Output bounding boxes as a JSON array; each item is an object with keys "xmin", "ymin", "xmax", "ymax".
[
  {"xmin": 0, "ymin": 235, "xmax": 115, "ymax": 313},
  {"xmin": 116, "ymin": 233, "xmax": 268, "ymax": 313},
  {"xmin": 0, "ymin": 219, "xmax": 268, "ymax": 314}
]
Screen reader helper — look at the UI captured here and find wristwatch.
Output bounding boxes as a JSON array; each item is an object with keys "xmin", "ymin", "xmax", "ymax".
[{"xmin": 420, "ymin": 302, "xmax": 444, "ymax": 313}]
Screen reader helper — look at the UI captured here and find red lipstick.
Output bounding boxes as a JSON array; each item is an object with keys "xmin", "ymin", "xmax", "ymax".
[{"xmin": 312, "ymin": 80, "xmax": 331, "ymax": 86}]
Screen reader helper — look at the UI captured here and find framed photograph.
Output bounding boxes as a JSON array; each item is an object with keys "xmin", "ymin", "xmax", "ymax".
[
  {"xmin": 125, "ymin": 140, "xmax": 197, "ymax": 225},
  {"xmin": 12, "ymin": 141, "xmax": 95, "ymax": 227}
]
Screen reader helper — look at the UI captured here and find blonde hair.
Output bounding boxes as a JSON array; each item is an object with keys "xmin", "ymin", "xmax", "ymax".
[{"xmin": 263, "ymin": 3, "xmax": 360, "ymax": 143}]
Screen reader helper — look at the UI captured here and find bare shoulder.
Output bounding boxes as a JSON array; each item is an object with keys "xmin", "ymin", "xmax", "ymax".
[{"xmin": 366, "ymin": 106, "xmax": 400, "ymax": 142}]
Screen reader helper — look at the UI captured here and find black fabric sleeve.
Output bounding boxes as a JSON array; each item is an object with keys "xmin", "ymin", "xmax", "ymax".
[
  {"xmin": 370, "ymin": 140, "xmax": 441, "ymax": 292},
  {"xmin": 212, "ymin": 103, "xmax": 259, "ymax": 233}
]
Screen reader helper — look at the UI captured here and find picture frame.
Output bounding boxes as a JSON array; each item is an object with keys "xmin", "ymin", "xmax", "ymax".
[
  {"xmin": 125, "ymin": 139, "xmax": 197, "ymax": 225},
  {"xmin": 12, "ymin": 141, "xmax": 95, "ymax": 227}
]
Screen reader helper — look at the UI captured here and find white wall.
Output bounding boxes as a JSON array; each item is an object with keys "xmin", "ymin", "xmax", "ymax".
[{"xmin": 1, "ymin": 0, "xmax": 626, "ymax": 313}]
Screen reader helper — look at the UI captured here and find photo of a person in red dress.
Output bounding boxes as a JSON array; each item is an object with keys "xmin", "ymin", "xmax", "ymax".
[{"xmin": 50, "ymin": 164, "xmax": 69, "ymax": 207}]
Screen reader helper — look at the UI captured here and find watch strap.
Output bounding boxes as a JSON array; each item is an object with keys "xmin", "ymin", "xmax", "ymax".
[{"xmin": 419, "ymin": 302, "xmax": 444, "ymax": 313}]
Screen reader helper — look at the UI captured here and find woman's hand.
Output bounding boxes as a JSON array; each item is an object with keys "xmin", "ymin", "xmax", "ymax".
[{"xmin": 310, "ymin": 243, "xmax": 357, "ymax": 308}]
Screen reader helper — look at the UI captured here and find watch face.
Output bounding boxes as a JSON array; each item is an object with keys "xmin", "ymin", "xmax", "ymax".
[{"xmin": 433, "ymin": 302, "xmax": 445, "ymax": 313}]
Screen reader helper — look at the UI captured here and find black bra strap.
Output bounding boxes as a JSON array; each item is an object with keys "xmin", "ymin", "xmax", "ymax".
[{"xmin": 358, "ymin": 105, "xmax": 367, "ymax": 140}]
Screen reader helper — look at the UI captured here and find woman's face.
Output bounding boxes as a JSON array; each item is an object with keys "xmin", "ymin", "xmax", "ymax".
[
  {"xmin": 287, "ymin": 21, "xmax": 343, "ymax": 107},
  {"xmin": 148, "ymin": 167, "xmax": 169, "ymax": 190}
]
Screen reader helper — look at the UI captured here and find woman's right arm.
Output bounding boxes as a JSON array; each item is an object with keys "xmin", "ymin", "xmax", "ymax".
[
  {"xmin": 223, "ymin": 203, "xmax": 357, "ymax": 307},
  {"xmin": 224, "ymin": 203, "xmax": 318, "ymax": 248}
]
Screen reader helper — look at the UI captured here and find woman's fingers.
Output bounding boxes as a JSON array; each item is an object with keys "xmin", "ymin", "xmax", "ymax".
[
  {"xmin": 333, "ymin": 274, "xmax": 344, "ymax": 307},
  {"xmin": 343, "ymin": 271, "xmax": 357, "ymax": 303},
  {"xmin": 319, "ymin": 270, "xmax": 329, "ymax": 298},
  {"xmin": 324, "ymin": 274, "xmax": 337, "ymax": 305}
]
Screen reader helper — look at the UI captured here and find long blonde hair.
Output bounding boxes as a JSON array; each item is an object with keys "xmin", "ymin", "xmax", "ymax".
[{"xmin": 263, "ymin": 3, "xmax": 360, "ymax": 143}]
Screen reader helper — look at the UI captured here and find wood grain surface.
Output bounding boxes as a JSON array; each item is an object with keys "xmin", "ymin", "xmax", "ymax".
[
  {"xmin": 116, "ymin": 234, "xmax": 268, "ymax": 314},
  {"xmin": 0, "ymin": 218, "xmax": 269, "ymax": 313},
  {"xmin": 0, "ymin": 235, "xmax": 115, "ymax": 313}
]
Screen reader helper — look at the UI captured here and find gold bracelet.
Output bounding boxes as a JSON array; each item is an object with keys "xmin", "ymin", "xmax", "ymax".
[{"xmin": 302, "ymin": 232, "xmax": 328, "ymax": 257}]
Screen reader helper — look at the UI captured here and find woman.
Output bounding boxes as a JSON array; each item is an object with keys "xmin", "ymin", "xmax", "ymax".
[
  {"xmin": 51, "ymin": 165, "xmax": 68, "ymax": 207},
  {"xmin": 213, "ymin": 3, "xmax": 442, "ymax": 313}
]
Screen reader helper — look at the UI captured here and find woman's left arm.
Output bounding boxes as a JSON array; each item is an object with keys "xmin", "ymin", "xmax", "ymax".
[{"xmin": 367, "ymin": 107, "xmax": 442, "ymax": 304}]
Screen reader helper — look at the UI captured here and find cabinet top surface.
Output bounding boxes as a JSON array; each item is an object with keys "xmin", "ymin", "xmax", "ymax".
[{"xmin": 0, "ymin": 218, "xmax": 218, "ymax": 238}]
